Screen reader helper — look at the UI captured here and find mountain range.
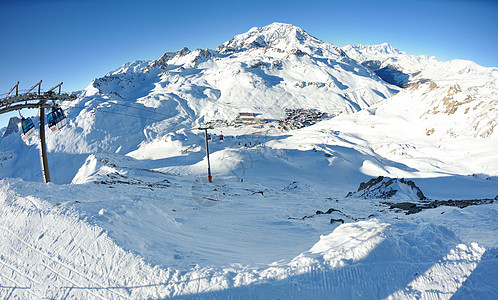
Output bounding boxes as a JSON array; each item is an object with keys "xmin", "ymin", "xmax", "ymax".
[{"xmin": 4, "ymin": 23, "xmax": 495, "ymax": 157}]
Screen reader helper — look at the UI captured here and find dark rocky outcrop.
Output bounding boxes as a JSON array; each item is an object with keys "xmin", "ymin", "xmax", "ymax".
[
  {"xmin": 2, "ymin": 117, "xmax": 20, "ymax": 137},
  {"xmin": 346, "ymin": 176, "xmax": 426, "ymax": 200}
]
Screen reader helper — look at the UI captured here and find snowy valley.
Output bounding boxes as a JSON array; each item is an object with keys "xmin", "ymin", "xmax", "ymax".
[{"xmin": 0, "ymin": 23, "xmax": 497, "ymax": 299}]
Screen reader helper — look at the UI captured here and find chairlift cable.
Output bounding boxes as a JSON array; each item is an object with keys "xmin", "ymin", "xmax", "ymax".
[
  {"xmin": 87, "ymin": 98, "xmax": 173, "ymax": 118},
  {"xmin": 2, "ymin": 87, "xmax": 170, "ymax": 119},
  {"xmin": 69, "ymin": 104, "xmax": 164, "ymax": 122}
]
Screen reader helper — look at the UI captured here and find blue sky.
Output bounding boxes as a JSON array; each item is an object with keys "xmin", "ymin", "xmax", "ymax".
[{"xmin": 0, "ymin": 0, "xmax": 497, "ymax": 127}]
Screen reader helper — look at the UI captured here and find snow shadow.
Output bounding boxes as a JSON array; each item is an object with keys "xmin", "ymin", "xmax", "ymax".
[
  {"xmin": 374, "ymin": 67, "xmax": 410, "ymax": 87},
  {"xmin": 414, "ymin": 175, "xmax": 498, "ymax": 200},
  {"xmin": 169, "ymin": 223, "xmax": 471, "ymax": 299},
  {"xmin": 240, "ymin": 143, "xmax": 420, "ymax": 190},
  {"xmin": 132, "ymin": 133, "xmax": 292, "ymax": 171},
  {"xmin": 338, "ymin": 94, "xmax": 362, "ymax": 111},
  {"xmin": 0, "ymin": 134, "xmax": 87, "ymax": 184},
  {"xmin": 48, "ymin": 152, "xmax": 90, "ymax": 184},
  {"xmin": 451, "ymin": 247, "xmax": 498, "ymax": 299},
  {"xmin": 243, "ymin": 63, "xmax": 284, "ymax": 87}
]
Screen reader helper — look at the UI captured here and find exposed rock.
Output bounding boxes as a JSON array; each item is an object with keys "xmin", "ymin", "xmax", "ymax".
[
  {"xmin": 150, "ymin": 47, "xmax": 192, "ymax": 69},
  {"xmin": 346, "ymin": 176, "xmax": 426, "ymax": 200},
  {"xmin": 388, "ymin": 202, "xmax": 422, "ymax": 214},
  {"xmin": 330, "ymin": 218, "xmax": 345, "ymax": 224},
  {"xmin": 384, "ymin": 198, "xmax": 495, "ymax": 215},
  {"xmin": 2, "ymin": 117, "xmax": 20, "ymax": 137},
  {"xmin": 316, "ymin": 208, "xmax": 340, "ymax": 215},
  {"xmin": 289, "ymin": 207, "xmax": 357, "ymax": 222}
]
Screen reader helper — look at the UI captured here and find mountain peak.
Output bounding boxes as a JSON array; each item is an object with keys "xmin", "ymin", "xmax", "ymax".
[
  {"xmin": 2, "ymin": 116, "xmax": 20, "ymax": 138},
  {"xmin": 217, "ymin": 22, "xmax": 343, "ymax": 57},
  {"xmin": 344, "ymin": 43, "xmax": 403, "ymax": 56},
  {"xmin": 378, "ymin": 42, "xmax": 397, "ymax": 54},
  {"xmin": 150, "ymin": 47, "xmax": 192, "ymax": 69},
  {"xmin": 218, "ymin": 23, "xmax": 313, "ymax": 52}
]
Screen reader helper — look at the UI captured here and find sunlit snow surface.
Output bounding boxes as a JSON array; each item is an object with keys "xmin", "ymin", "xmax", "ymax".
[
  {"xmin": 0, "ymin": 23, "xmax": 497, "ymax": 298},
  {"xmin": 1, "ymin": 121, "xmax": 496, "ymax": 298},
  {"xmin": 0, "ymin": 175, "xmax": 495, "ymax": 299}
]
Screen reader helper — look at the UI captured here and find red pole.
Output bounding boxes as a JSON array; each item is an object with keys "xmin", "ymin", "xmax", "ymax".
[{"xmin": 204, "ymin": 128, "xmax": 212, "ymax": 183}]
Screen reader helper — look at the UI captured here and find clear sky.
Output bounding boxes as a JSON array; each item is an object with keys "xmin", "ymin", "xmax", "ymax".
[{"xmin": 0, "ymin": 0, "xmax": 497, "ymax": 128}]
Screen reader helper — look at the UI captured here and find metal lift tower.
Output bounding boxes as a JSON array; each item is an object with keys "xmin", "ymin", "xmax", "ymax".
[{"xmin": 0, "ymin": 81, "xmax": 77, "ymax": 183}]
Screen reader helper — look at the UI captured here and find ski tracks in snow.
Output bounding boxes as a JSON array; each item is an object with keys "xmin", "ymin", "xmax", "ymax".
[
  {"xmin": 0, "ymin": 182, "xmax": 491, "ymax": 299},
  {"xmin": 0, "ymin": 185, "xmax": 131, "ymax": 299}
]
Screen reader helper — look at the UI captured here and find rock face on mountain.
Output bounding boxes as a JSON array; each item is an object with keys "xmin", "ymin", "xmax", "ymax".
[
  {"xmin": 2, "ymin": 117, "xmax": 20, "ymax": 137},
  {"xmin": 342, "ymin": 41, "xmax": 498, "ymax": 139},
  {"xmin": 346, "ymin": 176, "xmax": 426, "ymax": 201}
]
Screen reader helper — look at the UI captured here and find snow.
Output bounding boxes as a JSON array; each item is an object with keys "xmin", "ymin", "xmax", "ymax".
[
  {"xmin": 1, "ymin": 180, "xmax": 494, "ymax": 298},
  {"xmin": 0, "ymin": 22, "xmax": 497, "ymax": 298},
  {"xmin": 342, "ymin": 43, "xmax": 439, "ymax": 76}
]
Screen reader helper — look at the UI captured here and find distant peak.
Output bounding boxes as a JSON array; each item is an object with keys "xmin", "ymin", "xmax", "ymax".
[
  {"xmin": 245, "ymin": 22, "xmax": 301, "ymax": 33},
  {"xmin": 150, "ymin": 47, "xmax": 192, "ymax": 69},
  {"xmin": 378, "ymin": 43, "xmax": 398, "ymax": 54},
  {"xmin": 2, "ymin": 116, "xmax": 20, "ymax": 137},
  {"xmin": 158, "ymin": 47, "xmax": 191, "ymax": 61},
  {"xmin": 218, "ymin": 23, "xmax": 315, "ymax": 51},
  {"xmin": 257, "ymin": 22, "xmax": 312, "ymax": 42},
  {"xmin": 217, "ymin": 23, "xmax": 345, "ymax": 57},
  {"xmin": 344, "ymin": 43, "xmax": 403, "ymax": 56},
  {"xmin": 261, "ymin": 22, "xmax": 300, "ymax": 30}
]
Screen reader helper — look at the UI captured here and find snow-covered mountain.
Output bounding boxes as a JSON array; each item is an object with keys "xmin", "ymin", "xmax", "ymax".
[
  {"xmin": 342, "ymin": 41, "xmax": 498, "ymax": 139},
  {"xmin": 53, "ymin": 23, "xmax": 397, "ymax": 155},
  {"xmin": 0, "ymin": 23, "xmax": 497, "ymax": 299},
  {"xmin": 217, "ymin": 22, "xmax": 347, "ymax": 56},
  {"xmin": 1, "ymin": 22, "xmax": 495, "ymax": 168},
  {"xmin": 342, "ymin": 43, "xmax": 440, "ymax": 87},
  {"xmin": 17, "ymin": 22, "xmax": 490, "ymax": 159}
]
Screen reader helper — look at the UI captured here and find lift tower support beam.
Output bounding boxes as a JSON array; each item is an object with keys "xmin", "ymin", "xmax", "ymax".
[
  {"xmin": 0, "ymin": 81, "xmax": 77, "ymax": 183},
  {"xmin": 38, "ymin": 103, "xmax": 51, "ymax": 183}
]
